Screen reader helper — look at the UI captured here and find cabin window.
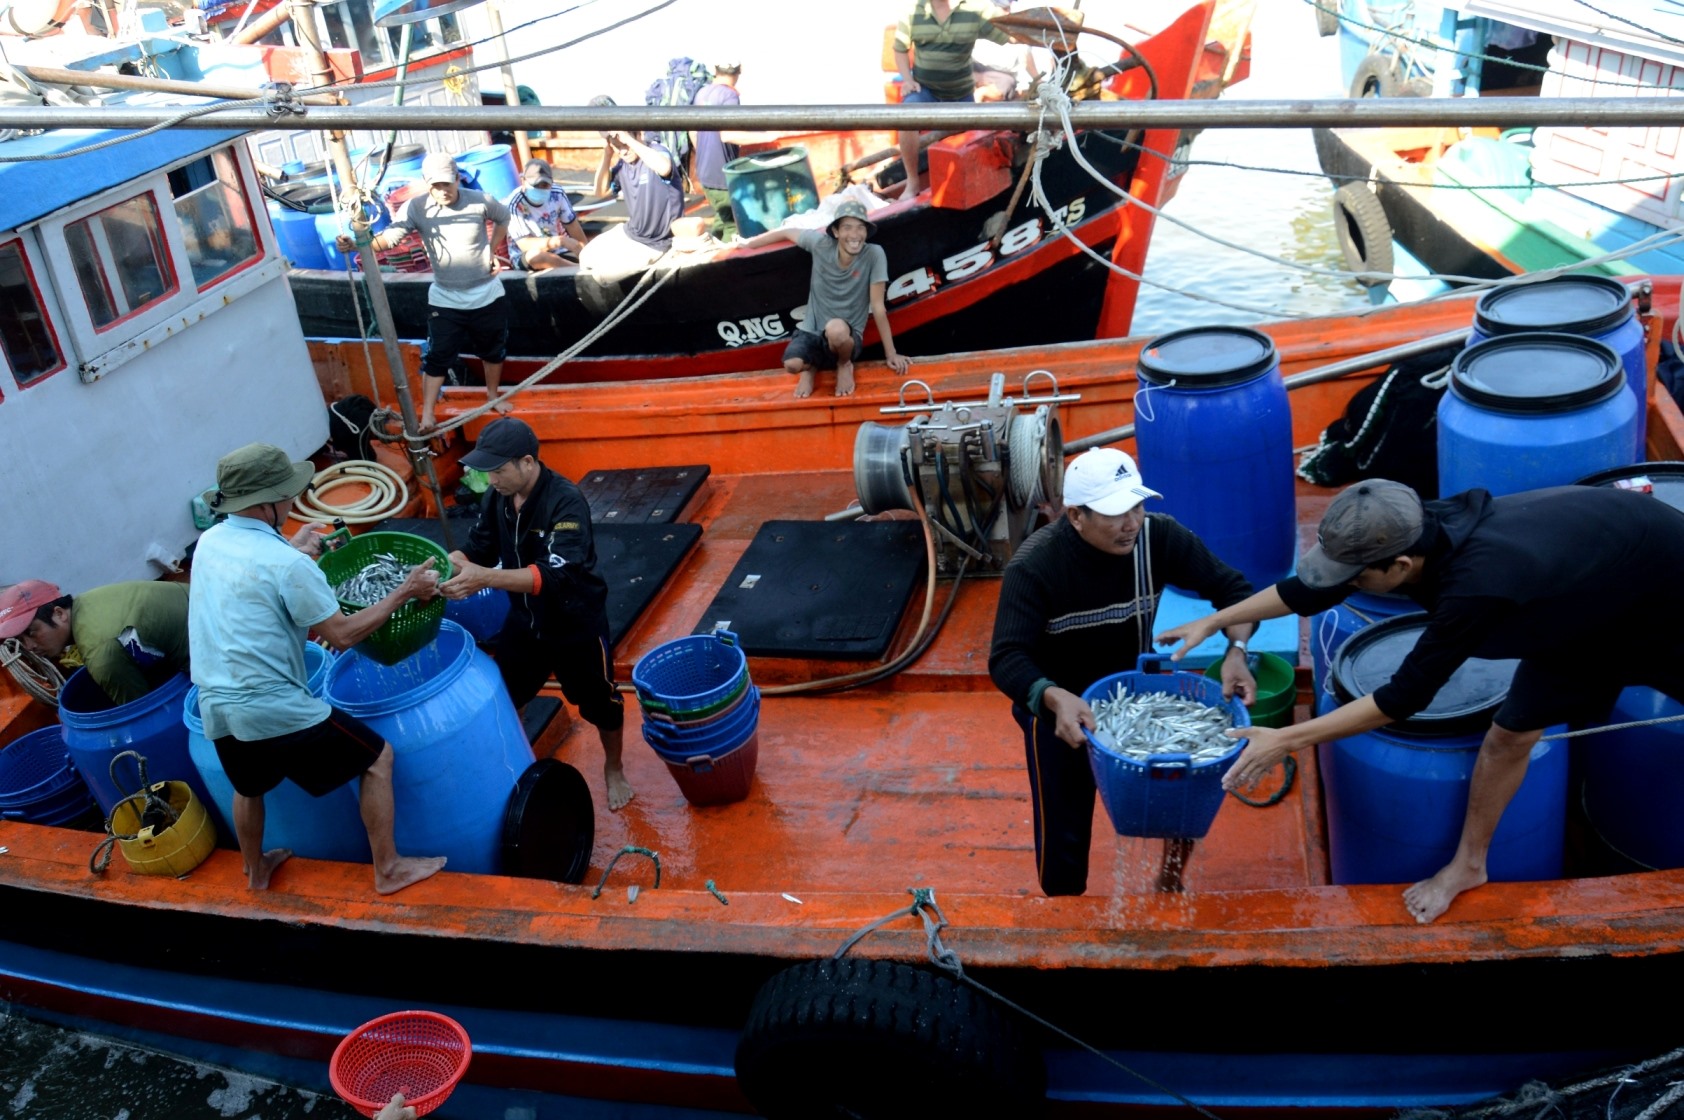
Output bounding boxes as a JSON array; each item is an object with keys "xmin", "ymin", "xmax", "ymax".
[
  {"xmin": 169, "ymin": 149, "xmax": 261, "ymax": 289},
  {"xmin": 315, "ymin": 1, "xmax": 460, "ymax": 66},
  {"xmin": 63, "ymin": 195, "xmax": 177, "ymax": 330},
  {"xmin": 0, "ymin": 241, "xmax": 64, "ymax": 387}
]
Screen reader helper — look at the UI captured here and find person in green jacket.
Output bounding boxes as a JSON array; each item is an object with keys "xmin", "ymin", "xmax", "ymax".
[{"xmin": 0, "ymin": 578, "xmax": 189, "ymax": 704}]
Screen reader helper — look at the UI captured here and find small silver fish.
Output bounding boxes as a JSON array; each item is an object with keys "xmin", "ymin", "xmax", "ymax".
[{"xmin": 1091, "ymin": 685, "xmax": 1235, "ymax": 762}]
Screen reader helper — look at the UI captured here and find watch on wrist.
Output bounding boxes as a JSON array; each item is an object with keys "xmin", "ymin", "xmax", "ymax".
[{"xmin": 1226, "ymin": 637, "xmax": 1248, "ymax": 655}]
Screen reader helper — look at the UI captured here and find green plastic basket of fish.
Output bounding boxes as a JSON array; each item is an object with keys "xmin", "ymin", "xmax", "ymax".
[{"xmin": 317, "ymin": 531, "xmax": 453, "ymax": 666}]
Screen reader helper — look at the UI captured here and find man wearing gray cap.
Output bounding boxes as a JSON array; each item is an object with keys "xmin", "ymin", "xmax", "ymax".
[
  {"xmin": 189, "ymin": 443, "xmax": 446, "ymax": 894},
  {"xmin": 1159, "ymin": 480, "xmax": 1684, "ymax": 923},
  {"xmin": 337, "ymin": 152, "xmax": 511, "ymax": 433},
  {"xmin": 505, "ymin": 158, "xmax": 589, "ymax": 272}
]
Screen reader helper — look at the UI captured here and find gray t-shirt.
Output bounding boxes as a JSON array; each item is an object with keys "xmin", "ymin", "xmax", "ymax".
[
  {"xmin": 794, "ymin": 228, "xmax": 889, "ymax": 335},
  {"xmin": 388, "ymin": 189, "xmax": 511, "ymax": 292}
]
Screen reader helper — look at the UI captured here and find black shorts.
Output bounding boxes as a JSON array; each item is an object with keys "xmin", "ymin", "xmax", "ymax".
[
  {"xmin": 1496, "ymin": 645, "xmax": 1684, "ymax": 732},
  {"xmin": 492, "ymin": 617, "xmax": 625, "ymax": 732},
  {"xmin": 782, "ymin": 326, "xmax": 862, "ymax": 372},
  {"xmin": 421, "ymin": 299, "xmax": 509, "ymax": 378},
  {"xmin": 214, "ymin": 709, "xmax": 385, "ymax": 798}
]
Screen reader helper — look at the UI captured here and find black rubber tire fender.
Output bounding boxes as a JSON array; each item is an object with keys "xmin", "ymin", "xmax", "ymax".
[
  {"xmin": 1332, "ymin": 182, "xmax": 1394, "ymax": 287},
  {"xmin": 1315, "ymin": 1, "xmax": 1340, "ymax": 37},
  {"xmin": 1350, "ymin": 51, "xmax": 1400, "ymax": 98},
  {"xmin": 734, "ymin": 957, "xmax": 1047, "ymax": 1119}
]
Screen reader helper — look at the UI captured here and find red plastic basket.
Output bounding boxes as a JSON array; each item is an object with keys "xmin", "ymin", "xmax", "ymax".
[{"xmin": 329, "ymin": 1011, "xmax": 472, "ymax": 1118}]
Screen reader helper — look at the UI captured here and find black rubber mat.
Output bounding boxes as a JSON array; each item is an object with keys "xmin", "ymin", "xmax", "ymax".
[
  {"xmin": 596, "ymin": 522, "xmax": 703, "ymax": 646},
  {"xmin": 373, "ymin": 516, "xmax": 700, "ymax": 648},
  {"xmin": 692, "ymin": 520, "xmax": 927, "ymax": 659},
  {"xmin": 579, "ymin": 465, "xmax": 711, "ymax": 524},
  {"xmin": 520, "ymin": 696, "xmax": 563, "ymax": 745}
]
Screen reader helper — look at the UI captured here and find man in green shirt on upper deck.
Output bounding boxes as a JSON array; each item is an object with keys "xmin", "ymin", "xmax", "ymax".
[{"xmin": 0, "ymin": 578, "xmax": 189, "ymax": 704}]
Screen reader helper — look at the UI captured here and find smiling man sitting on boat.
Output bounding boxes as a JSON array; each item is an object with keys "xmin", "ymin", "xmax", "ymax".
[
  {"xmin": 189, "ymin": 444, "xmax": 448, "ymax": 895},
  {"xmin": 734, "ymin": 200, "xmax": 911, "ymax": 397},
  {"xmin": 1, "ymin": 578, "xmax": 189, "ymax": 707},
  {"xmin": 989, "ymin": 448, "xmax": 1258, "ymax": 896},
  {"xmin": 439, "ymin": 418, "xmax": 633, "ymax": 811},
  {"xmin": 1159, "ymin": 480, "xmax": 1684, "ymax": 923}
]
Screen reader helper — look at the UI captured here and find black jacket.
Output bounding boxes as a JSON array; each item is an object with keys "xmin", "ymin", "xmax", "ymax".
[{"xmin": 461, "ymin": 465, "xmax": 608, "ymax": 639}]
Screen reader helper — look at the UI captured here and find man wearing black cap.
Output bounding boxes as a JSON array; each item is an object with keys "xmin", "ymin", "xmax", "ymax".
[
  {"xmin": 440, "ymin": 418, "xmax": 631, "ymax": 810},
  {"xmin": 190, "ymin": 443, "xmax": 446, "ymax": 894},
  {"xmin": 1158, "ymin": 480, "xmax": 1684, "ymax": 923}
]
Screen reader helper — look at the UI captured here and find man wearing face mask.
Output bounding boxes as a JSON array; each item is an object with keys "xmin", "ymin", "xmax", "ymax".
[{"xmin": 504, "ymin": 158, "xmax": 589, "ymax": 272}]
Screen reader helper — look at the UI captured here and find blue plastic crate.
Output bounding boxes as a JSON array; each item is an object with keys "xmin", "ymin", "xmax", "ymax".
[
  {"xmin": 1081, "ymin": 654, "xmax": 1251, "ymax": 839},
  {"xmin": 0, "ymin": 727, "xmax": 83, "ymax": 810}
]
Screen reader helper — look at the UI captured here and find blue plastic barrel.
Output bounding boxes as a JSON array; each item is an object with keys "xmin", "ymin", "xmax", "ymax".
[
  {"xmin": 1470, "ymin": 276, "xmax": 1647, "ymax": 458},
  {"xmin": 1309, "ymin": 593, "xmax": 1420, "ymax": 702},
  {"xmin": 0, "ymin": 727, "xmax": 98, "ymax": 826},
  {"xmin": 58, "ymin": 669, "xmax": 226, "ymax": 836},
  {"xmin": 1318, "ymin": 614, "xmax": 1567, "ymax": 885},
  {"xmin": 317, "ymin": 197, "xmax": 391, "ymax": 271},
  {"xmin": 1576, "ymin": 461, "xmax": 1684, "ymax": 515},
  {"xmin": 723, "ymin": 147, "xmax": 820, "ymax": 238},
  {"xmin": 443, "ymin": 587, "xmax": 510, "ymax": 643},
  {"xmin": 267, "ymin": 199, "xmax": 333, "ymax": 269},
  {"xmin": 364, "ymin": 142, "xmax": 427, "ymax": 187},
  {"xmin": 1134, "ymin": 326, "xmax": 1297, "ymax": 589},
  {"xmin": 1577, "ymin": 686, "xmax": 1684, "ymax": 869},
  {"xmin": 457, "ymin": 144, "xmax": 520, "ymax": 203},
  {"xmin": 184, "ymin": 644, "xmax": 368, "ymax": 862},
  {"xmin": 324, "ymin": 620, "xmax": 533, "ymax": 874},
  {"xmin": 1438, "ymin": 333, "xmax": 1638, "ymax": 498}
]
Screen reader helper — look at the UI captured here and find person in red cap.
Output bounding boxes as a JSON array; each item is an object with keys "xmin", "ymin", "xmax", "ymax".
[
  {"xmin": 1159, "ymin": 479, "xmax": 1684, "ymax": 923},
  {"xmin": 989, "ymin": 448, "xmax": 1257, "ymax": 897},
  {"xmin": 439, "ymin": 418, "xmax": 632, "ymax": 810},
  {"xmin": 0, "ymin": 578, "xmax": 189, "ymax": 705}
]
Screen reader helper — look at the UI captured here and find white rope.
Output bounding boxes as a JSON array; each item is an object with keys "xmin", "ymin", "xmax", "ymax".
[{"xmin": 1, "ymin": 638, "xmax": 63, "ymax": 707}]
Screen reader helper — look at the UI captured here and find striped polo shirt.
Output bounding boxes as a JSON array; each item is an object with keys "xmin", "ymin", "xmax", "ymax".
[{"xmin": 894, "ymin": 0, "xmax": 1011, "ymax": 101}]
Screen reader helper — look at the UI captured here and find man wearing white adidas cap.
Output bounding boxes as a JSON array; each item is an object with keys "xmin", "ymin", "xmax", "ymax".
[{"xmin": 989, "ymin": 447, "xmax": 1258, "ymax": 897}]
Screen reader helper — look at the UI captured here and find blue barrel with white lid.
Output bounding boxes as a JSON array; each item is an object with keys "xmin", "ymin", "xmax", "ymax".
[
  {"xmin": 1470, "ymin": 276, "xmax": 1646, "ymax": 457},
  {"xmin": 1438, "ymin": 332, "xmax": 1638, "ymax": 499},
  {"xmin": 1133, "ymin": 325, "xmax": 1296, "ymax": 590},
  {"xmin": 184, "ymin": 643, "xmax": 369, "ymax": 862},
  {"xmin": 1318, "ymin": 614, "xmax": 1567, "ymax": 885},
  {"xmin": 324, "ymin": 620, "xmax": 533, "ymax": 874}
]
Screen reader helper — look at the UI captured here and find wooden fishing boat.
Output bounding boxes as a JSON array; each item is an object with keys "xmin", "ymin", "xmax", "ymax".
[
  {"xmin": 1313, "ymin": 1, "xmax": 1684, "ymax": 302},
  {"xmin": 5, "ymin": 265, "xmax": 1684, "ymax": 1115},
  {"xmin": 285, "ymin": 0, "xmax": 1252, "ymax": 378}
]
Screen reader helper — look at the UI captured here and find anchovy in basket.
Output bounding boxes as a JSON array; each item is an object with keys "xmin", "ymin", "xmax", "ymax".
[
  {"xmin": 334, "ymin": 553, "xmax": 411, "ymax": 607},
  {"xmin": 1089, "ymin": 685, "xmax": 1235, "ymax": 762}
]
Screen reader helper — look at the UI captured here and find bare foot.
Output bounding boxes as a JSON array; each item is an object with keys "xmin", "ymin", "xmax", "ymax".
[
  {"xmin": 900, "ymin": 178, "xmax": 920, "ymax": 199},
  {"xmin": 1403, "ymin": 861, "xmax": 1487, "ymax": 924},
  {"xmin": 794, "ymin": 370, "xmax": 815, "ymax": 399},
  {"xmin": 835, "ymin": 362, "xmax": 856, "ymax": 397},
  {"xmin": 246, "ymin": 848, "xmax": 293, "ymax": 891},
  {"xmin": 606, "ymin": 764, "xmax": 635, "ymax": 812},
  {"xmin": 374, "ymin": 855, "xmax": 447, "ymax": 895},
  {"xmin": 487, "ymin": 396, "xmax": 513, "ymax": 414}
]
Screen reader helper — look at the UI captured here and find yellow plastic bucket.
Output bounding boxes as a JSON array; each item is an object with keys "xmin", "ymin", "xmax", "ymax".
[{"xmin": 109, "ymin": 781, "xmax": 217, "ymax": 877}]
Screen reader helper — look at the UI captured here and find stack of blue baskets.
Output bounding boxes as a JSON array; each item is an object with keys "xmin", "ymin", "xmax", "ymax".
[
  {"xmin": 1080, "ymin": 654, "xmax": 1252, "ymax": 839},
  {"xmin": 633, "ymin": 630, "xmax": 759, "ymax": 806},
  {"xmin": 0, "ymin": 726, "xmax": 100, "ymax": 827}
]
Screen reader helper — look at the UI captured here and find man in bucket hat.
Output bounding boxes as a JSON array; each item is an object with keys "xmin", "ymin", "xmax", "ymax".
[
  {"xmin": 1158, "ymin": 479, "xmax": 1684, "ymax": 924},
  {"xmin": 989, "ymin": 448, "xmax": 1257, "ymax": 897},
  {"xmin": 439, "ymin": 418, "xmax": 632, "ymax": 810},
  {"xmin": 189, "ymin": 443, "xmax": 446, "ymax": 893},
  {"xmin": 734, "ymin": 198, "xmax": 911, "ymax": 397}
]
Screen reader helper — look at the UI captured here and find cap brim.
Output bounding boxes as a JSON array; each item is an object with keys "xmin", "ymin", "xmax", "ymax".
[
  {"xmin": 1296, "ymin": 543, "xmax": 1366, "ymax": 589},
  {"xmin": 460, "ymin": 447, "xmax": 512, "ymax": 472},
  {"xmin": 828, "ymin": 219, "xmax": 878, "ymax": 238},
  {"xmin": 0, "ymin": 614, "xmax": 34, "ymax": 640},
  {"xmin": 214, "ymin": 461, "xmax": 315, "ymax": 511},
  {"xmin": 1084, "ymin": 485, "xmax": 1161, "ymax": 517}
]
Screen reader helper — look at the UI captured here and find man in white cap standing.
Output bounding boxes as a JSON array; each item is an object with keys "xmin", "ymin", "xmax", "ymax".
[
  {"xmin": 734, "ymin": 199, "xmax": 911, "ymax": 397},
  {"xmin": 337, "ymin": 152, "xmax": 511, "ymax": 433},
  {"xmin": 190, "ymin": 443, "xmax": 446, "ymax": 894},
  {"xmin": 690, "ymin": 61, "xmax": 742, "ymax": 240},
  {"xmin": 989, "ymin": 447, "xmax": 1257, "ymax": 897}
]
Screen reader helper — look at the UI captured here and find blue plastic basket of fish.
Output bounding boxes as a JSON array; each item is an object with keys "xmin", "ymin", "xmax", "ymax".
[
  {"xmin": 632, "ymin": 630, "xmax": 748, "ymax": 719},
  {"xmin": 1080, "ymin": 653, "xmax": 1251, "ymax": 839}
]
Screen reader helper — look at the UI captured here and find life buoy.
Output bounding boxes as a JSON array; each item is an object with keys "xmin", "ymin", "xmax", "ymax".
[
  {"xmin": 1351, "ymin": 51, "xmax": 1430, "ymax": 98},
  {"xmin": 1316, "ymin": 1, "xmax": 1340, "ymax": 37},
  {"xmin": 1332, "ymin": 183, "xmax": 1394, "ymax": 287},
  {"xmin": 734, "ymin": 957, "xmax": 1045, "ymax": 1118}
]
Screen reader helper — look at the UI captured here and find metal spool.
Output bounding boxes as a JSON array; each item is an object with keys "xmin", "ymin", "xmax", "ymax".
[
  {"xmin": 1039, "ymin": 410, "xmax": 1064, "ymax": 508},
  {"xmin": 1006, "ymin": 408, "xmax": 1040, "ymax": 508},
  {"xmin": 853, "ymin": 422, "xmax": 914, "ymax": 514}
]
